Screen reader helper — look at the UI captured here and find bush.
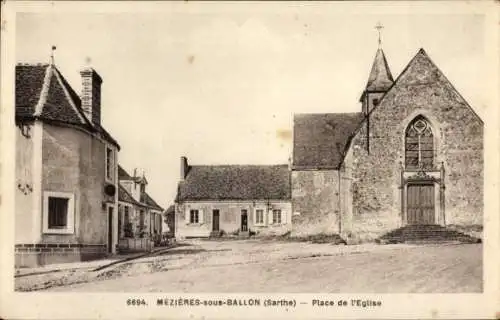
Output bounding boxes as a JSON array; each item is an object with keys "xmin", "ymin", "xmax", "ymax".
[{"xmin": 124, "ymin": 223, "xmax": 134, "ymax": 238}]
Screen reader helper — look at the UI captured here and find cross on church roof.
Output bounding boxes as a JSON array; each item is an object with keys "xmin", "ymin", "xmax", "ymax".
[{"xmin": 375, "ymin": 22, "xmax": 384, "ymax": 46}]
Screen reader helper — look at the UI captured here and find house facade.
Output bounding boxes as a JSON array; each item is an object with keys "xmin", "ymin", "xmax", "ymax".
[
  {"xmin": 117, "ymin": 165, "xmax": 164, "ymax": 251},
  {"xmin": 15, "ymin": 63, "xmax": 121, "ymax": 267},
  {"xmin": 291, "ymin": 47, "xmax": 483, "ymax": 242},
  {"xmin": 175, "ymin": 157, "xmax": 292, "ymax": 238}
]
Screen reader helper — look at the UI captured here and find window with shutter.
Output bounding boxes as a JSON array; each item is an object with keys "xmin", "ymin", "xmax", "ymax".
[{"xmin": 199, "ymin": 209, "xmax": 204, "ymax": 224}]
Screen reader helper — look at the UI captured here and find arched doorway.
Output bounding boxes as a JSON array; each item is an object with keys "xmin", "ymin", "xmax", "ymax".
[{"xmin": 400, "ymin": 115, "xmax": 445, "ymax": 226}]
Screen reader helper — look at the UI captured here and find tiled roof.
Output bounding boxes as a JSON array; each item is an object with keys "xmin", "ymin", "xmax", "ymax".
[
  {"xmin": 118, "ymin": 184, "xmax": 140, "ymax": 205},
  {"xmin": 176, "ymin": 164, "xmax": 291, "ymax": 201},
  {"xmin": 119, "ymin": 165, "xmax": 163, "ymax": 210},
  {"xmin": 118, "ymin": 164, "xmax": 133, "ymax": 180},
  {"xmin": 141, "ymin": 192, "xmax": 163, "ymax": 211},
  {"xmin": 15, "ymin": 63, "xmax": 120, "ymax": 149},
  {"xmin": 293, "ymin": 112, "xmax": 365, "ymax": 169},
  {"xmin": 365, "ymin": 48, "xmax": 394, "ymax": 92},
  {"xmin": 118, "ymin": 164, "xmax": 148, "ymax": 184}
]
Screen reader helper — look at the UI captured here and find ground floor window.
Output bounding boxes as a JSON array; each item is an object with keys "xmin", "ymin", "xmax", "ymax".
[
  {"xmin": 43, "ymin": 191, "xmax": 75, "ymax": 234},
  {"xmin": 272, "ymin": 209, "xmax": 282, "ymax": 224},
  {"xmin": 255, "ymin": 209, "xmax": 265, "ymax": 225},
  {"xmin": 190, "ymin": 209, "xmax": 199, "ymax": 223}
]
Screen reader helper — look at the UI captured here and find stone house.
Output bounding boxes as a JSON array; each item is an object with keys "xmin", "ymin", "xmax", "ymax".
[
  {"xmin": 291, "ymin": 47, "xmax": 483, "ymax": 242},
  {"xmin": 117, "ymin": 165, "xmax": 164, "ymax": 251},
  {"xmin": 174, "ymin": 157, "xmax": 292, "ymax": 238},
  {"xmin": 15, "ymin": 62, "xmax": 121, "ymax": 267}
]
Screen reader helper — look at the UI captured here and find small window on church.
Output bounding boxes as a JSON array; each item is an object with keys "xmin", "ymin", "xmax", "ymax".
[{"xmin": 405, "ymin": 116, "xmax": 434, "ymax": 170}]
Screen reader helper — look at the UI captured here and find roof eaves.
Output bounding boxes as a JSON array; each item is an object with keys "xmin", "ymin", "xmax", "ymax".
[{"xmin": 120, "ymin": 185, "xmax": 143, "ymax": 206}]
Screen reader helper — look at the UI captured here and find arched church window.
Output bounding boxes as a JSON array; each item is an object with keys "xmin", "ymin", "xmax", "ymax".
[{"xmin": 405, "ymin": 116, "xmax": 434, "ymax": 170}]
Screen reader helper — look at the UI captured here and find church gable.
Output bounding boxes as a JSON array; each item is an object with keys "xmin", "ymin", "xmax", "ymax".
[
  {"xmin": 347, "ymin": 47, "xmax": 483, "ymax": 235},
  {"xmin": 374, "ymin": 49, "xmax": 482, "ymax": 124}
]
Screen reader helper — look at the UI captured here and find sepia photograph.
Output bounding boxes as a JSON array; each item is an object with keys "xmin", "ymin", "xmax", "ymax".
[{"xmin": 1, "ymin": 1, "xmax": 498, "ymax": 319}]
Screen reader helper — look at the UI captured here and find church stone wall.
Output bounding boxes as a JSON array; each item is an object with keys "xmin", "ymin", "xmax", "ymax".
[
  {"xmin": 291, "ymin": 170, "xmax": 340, "ymax": 236},
  {"xmin": 349, "ymin": 51, "xmax": 483, "ymax": 240}
]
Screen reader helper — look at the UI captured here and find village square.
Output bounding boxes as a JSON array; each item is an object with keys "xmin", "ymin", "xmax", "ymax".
[{"xmin": 13, "ymin": 12, "xmax": 484, "ymax": 293}]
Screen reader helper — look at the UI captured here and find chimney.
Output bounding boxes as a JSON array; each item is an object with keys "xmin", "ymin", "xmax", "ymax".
[
  {"xmin": 181, "ymin": 156, "xmax": 189, "ymax": 180},
  {"xmin": 80, "ymin": 67, "xmax": 102, "ymax": 126}
]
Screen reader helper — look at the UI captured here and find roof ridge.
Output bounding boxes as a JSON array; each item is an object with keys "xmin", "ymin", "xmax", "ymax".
[
  {"xmin": 33, "ymin": 64, "xmax": 52, "ymax": 116},
  {"xmin": 17, "ymin": 62, "xmax": 50, "ymax": 67}
]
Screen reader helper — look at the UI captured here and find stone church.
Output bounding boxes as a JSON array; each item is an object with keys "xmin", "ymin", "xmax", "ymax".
[{"xmin": 291, "ymin": 47, "xmax": 483, "ymax": 242}]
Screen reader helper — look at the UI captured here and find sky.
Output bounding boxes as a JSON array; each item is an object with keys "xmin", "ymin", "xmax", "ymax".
[{"xmin": 15, "ymin": 3, "xmax": 488, "ymax": 208}]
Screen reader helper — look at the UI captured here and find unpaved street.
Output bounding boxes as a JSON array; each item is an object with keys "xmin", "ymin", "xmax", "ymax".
[{"xmin": 36, "ymin": 240, "xmax": 482, "ymax": 293}]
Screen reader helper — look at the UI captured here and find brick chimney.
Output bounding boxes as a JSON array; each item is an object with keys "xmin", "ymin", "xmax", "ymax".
[
  {"xmin": 181, "ymin": 156, "xmax": 189, "ymax": 180},
  {"xmin": 80, "ymin": 67, "xmax": 102, "ymax": 126}
]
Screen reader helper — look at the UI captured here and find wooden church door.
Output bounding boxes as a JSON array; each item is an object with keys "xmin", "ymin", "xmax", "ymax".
[{"xmin": 407, "ymin": 184, "xmax": 435, "ymax": 225}]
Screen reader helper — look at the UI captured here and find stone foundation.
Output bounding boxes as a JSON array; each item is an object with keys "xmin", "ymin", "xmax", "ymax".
[{"xmin": 15, "ymin": 243, "xmax": 107, "ymax": 268}]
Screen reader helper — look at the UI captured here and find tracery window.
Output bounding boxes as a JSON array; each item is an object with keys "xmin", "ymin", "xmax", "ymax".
[{"xmin": 405, "ymin": 116, "xmax": 434, "ymax": 170}]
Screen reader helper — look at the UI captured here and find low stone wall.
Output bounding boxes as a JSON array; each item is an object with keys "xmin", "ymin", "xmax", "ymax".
[
  {"xmin": 15, "ymin": 243, "xmax": 107, "ymax": 268},
  {"xmin": 117, "ymin": 238, "xmax": 154, "ymax": 253}
]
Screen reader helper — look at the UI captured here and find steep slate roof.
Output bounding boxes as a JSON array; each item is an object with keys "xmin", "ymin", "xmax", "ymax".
[
  {"xmin": 177, "ymin": 165, "xmax": 291, "ymax": 201},
  {"xmin": 365, "ymin": 48, "xmax": 394, "ymax": 92},
  {"xmin": 118, "ymin": 165, "xmax": 163, "ymax": 211},
  {"xmin": 118, "ymin": 184, "xmax": 141, "ymax": 205},
  {"xmin": 141, "ymin": 192, "xmax": 164, "ymax": 211},
  {"xmin": 293, "ymin": 113, "xmax": 365, "ymax": 169},
  {"xmin": 118, "ymin": 164, "xmax": 149, "ymax": 184},
  {"xmin": 15, "ymin": 63, "xmax": 120, "ymax": 149},
  {"xmin": 118, "ymin": 164, "xmax": 134, "ymax": 180}
]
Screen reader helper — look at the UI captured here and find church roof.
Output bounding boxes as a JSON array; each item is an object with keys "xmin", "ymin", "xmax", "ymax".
[
  {"xmin": 365, "ymin": 48, "xmax": 394, "ymax": 92},
  {"xmin": 292, "ymin": 112, "xmax": 365, "ymax": 169},
  {"xmin": 15, "ymin": 63, "xmax": 120, "ymax": 149},
  {"xmin": 176, "ymin": 164, "xmax": 291, "ymax": 201}
]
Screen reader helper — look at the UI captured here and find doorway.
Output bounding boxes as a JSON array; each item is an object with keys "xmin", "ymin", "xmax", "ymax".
[
  {"xmin": 212, "ymin": 209, "xmax": 220, "ymax": 232},
  {"xmin": 241, "ymin": 210, "xmax": 248, "ymax": 232},
  {"xmin": 407, "ymin": 184, "xmax": 435, "ymax": 225},
  {"xmin": 107, "ymin": 206, "xmax": 114, "ymax": 253}
]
